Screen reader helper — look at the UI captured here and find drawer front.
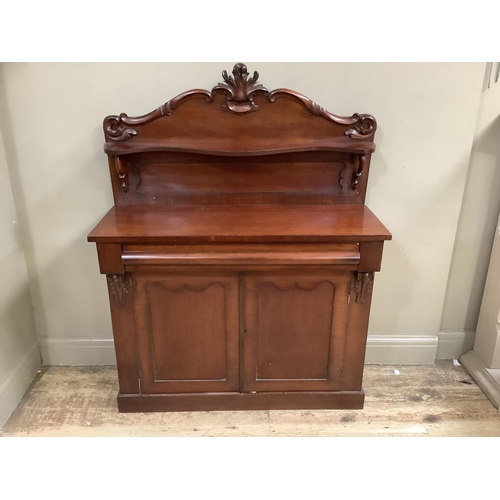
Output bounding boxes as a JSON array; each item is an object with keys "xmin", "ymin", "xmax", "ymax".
[
  {"xmin": 242, "ymin": 270, "xmax": 351, "ymax": 392},
  {"xmin": 132, "ymin": 271, "xmax": 240, "ymax": 394},
  {"xmin": 121, "ymin": 243, "xmax": 360, "ymax": 268}
]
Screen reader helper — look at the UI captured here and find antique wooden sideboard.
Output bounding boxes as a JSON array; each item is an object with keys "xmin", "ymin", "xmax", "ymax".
[{"xmin": 88, "ymin": 63, "xmax": 391, "ymax": 412}]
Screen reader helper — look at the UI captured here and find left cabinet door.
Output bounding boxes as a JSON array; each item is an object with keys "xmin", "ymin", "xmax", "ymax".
[{"xmin": 132, "ymin": 270, "xmax": 240, "ymax": 394}]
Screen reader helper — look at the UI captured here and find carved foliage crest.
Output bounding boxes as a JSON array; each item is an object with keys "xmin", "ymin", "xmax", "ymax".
[
  {"xmin": 103, "ymin": 63, "xmax": 377, "ymax": 142},
  {"xmin": 212, "ymin": 62, "xmax": 268, "ymax": 114}
]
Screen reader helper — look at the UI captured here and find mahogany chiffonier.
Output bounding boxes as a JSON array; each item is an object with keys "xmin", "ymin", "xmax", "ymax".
[{"xmin": 88, "ymin": 63, "xmax": 391, "ymax": 412}]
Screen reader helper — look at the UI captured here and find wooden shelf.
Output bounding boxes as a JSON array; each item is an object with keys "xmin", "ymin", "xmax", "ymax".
[
  {"xmin": 104, "ymin": 138, "xmax": 375, "ymax": 156},
  {"xmin": 88, "ymin": 204, "xmax": 392, "ymax": 244}
]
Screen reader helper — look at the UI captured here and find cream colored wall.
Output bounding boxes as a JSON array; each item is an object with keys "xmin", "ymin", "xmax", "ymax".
[
  {"xmin": 473, "ymin": 209, "xmax": 500, "ymax": 369},
  {"xmin": 0, "ymin": 63, "xmax": 485, "ymax": 365},
  {"xmin": 0, "ymin": 66, "xmax": 41, "ymax": 427},
  {"xmin": 441, "ymin": 65, "xmax": 500, "ymax": 335}
]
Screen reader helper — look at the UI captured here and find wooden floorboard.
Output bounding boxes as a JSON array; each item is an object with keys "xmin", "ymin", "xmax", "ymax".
[{"xmin": 1, "ymin": 360, "xmax": 499, "ymax": 436}]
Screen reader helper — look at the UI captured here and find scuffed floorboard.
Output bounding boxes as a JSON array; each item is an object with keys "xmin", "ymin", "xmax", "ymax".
[{"xmin": 1, "ymin": 361, "xmax": 499, "ymax": 436}]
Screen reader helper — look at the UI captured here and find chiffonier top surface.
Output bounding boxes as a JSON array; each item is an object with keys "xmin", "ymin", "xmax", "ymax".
[{"xmin": 88, "ymin": 204, "xmax": 391, "ymax": 244}]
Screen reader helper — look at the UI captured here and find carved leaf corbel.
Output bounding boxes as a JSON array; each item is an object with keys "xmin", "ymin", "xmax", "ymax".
[
  {"xmin": 107, "ymin": 274, "xmax": 130, "ymax": 305},
  {"xmin": 353, "ymin": 272, "xmax": 374, "ymax": 303}
]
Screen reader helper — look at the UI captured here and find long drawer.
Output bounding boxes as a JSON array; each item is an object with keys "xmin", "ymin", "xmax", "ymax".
[{"xmin": 121, "ymin": 243, "xmax": 360, "ymax": 267}]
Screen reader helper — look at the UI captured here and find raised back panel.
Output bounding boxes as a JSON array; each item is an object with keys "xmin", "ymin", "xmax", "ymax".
[
  {"xmin": 104, "ymin": 63, "xmax": 377, "ymax": 206},
  {"xmin": 109, "ymin": 151, "xmax": 371, "ymax": 205}
]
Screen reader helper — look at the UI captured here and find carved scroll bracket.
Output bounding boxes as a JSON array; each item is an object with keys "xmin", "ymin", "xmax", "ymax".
[
  {"xmin": 353, "ymin": 272, "xmax": 374, "ymax": 303},
  {"xmin": 103, "ymin": 113, "xmax": 138, "ymax": 142},
  {"xmin": 107, "ymin": 273, "xmax": 131, "ymax": 305},
  {"xmin": 351, "ymin": 154, "xmax": 366, "ymax": 190},
  {"xmin": 115, "ymin": 156, "xmax": 128, "ymax": 193},
  {"xmin": 345, "ymin": 113, "xmax": 377, "ymax": 140}
]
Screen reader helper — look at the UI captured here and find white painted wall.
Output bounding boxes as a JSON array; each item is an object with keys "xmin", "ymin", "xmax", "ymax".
[
  {"xmin": 453, "ymin": 64, "xmax": 500, "ymax": 371},
  {"xmin": 0, "ymin": 66, "xmax": 41, "ymax": 427},
  {"xmin": 473, "ymin": 209, "xmax": 500, "ymax": 369},
  {"xmin": 441, "ymin": 64, "xmax": 500, "ymax": 335},
  {"xmin": 0, "ymin": 63, "xmax": 485, "ymax": 365}
]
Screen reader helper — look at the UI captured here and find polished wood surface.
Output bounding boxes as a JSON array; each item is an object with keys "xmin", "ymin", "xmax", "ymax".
[
  {"xmin": 120, "ymin": 243, "xmax": 361, "ymax": 267},
  {"xmin": 133, "ymin": 273, "xmax": 239, "ymax": 394},
  {"xmin": 89, "ymin": 62, "xmax": 391, "ymax": 412},
  {"xmin": 103, "ymin": 63, "xmax": 376, "ymax": 158},
  {"xmin": 108, "ymin": 150, "xmax": 373, "ymax": 206},
  {"xmin": 117, "ymin": 390, "xmax": 365, "ymax": 412},
  {"xmin": 88, "ymin": 204, "xmax": 391, "ymax": 243},
  {"xmin": 104, "ymin": 138, "xmax": 375, "ymax": 156},
  {"xmin": 243, "ymin": 271, "xmax": 351, "ymax": 392},
  {"xmin": 113, "ymin": 152, "xmax": 369, "ymax": 206}
]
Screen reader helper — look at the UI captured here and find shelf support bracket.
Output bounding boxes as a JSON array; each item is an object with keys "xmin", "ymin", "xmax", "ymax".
[
  {"xmin": 107, "ymin": 273, "xmax": 129, "ymax": 305},
  {"xmin": 115, "ymin": 156, "xmax": 128, "ymax": 193},
  {"xmin": 353, "ymin": 272, "xmax": 374, "ymax": 303},
  {"xmin": 351, "ymin": 154, "xmax": 366, "ymax": 190}
]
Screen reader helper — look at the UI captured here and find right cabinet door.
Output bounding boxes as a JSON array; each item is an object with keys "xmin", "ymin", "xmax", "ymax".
[{"xmin": 243, "ymin": 270, "xmax": 351, "ymax": 392}]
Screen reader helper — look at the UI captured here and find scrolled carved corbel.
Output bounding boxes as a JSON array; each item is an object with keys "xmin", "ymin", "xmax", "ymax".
[
  {"xmin": 107, "ymin": 274, "xmax": 130, "ymax": 305},
  {"xmin": 115, "ymin": 156, "xmax": 128, "ymax": 193},
  {"xmin": 352, "ymin": 154, "xmax": 366, "ymax": 190},
  {"xmin": 353, "ymin": 272, "xmax": 374, "ymax": 303}
]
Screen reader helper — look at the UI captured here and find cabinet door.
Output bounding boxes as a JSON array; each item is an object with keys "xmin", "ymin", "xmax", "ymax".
[
  {"xmin": 133, "ymin": 271, "xmax": 239, "ymax": 394},
  {"xmin": 243, "ymin": 271, "xmax": 351, "ymax": 392}
]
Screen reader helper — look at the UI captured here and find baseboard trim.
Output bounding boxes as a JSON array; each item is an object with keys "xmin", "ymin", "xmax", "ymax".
[
  {"xmin": 39, "ymin": 337, "xmax": 117, "ymax": 366},
  {"xmin": 436, "ymin": 330, "xmax": 475, "ymax": 359},
  {"xmin": 460, "ymin": 350, "xmax": 500, "ymax": 409},
  {"xmin": 365, "ymin": 336, "xmax": 438, "ymax": 365},
  {"xmin": 40, "ymin": 335, "xmax": 439, "ymax": 366},
  {"xmin": 0, "ymin": 342, "xmax": 41, "ymax": 429}
]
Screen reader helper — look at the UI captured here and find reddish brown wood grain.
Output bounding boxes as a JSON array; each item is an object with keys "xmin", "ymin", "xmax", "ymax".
[
  {"xmin": 132, "ymin": 272, "xmax": 240, "ymax": 394},
  {"xmin": 88, "ymin": 204, "xmax": 391, "ymax": 244},
  {"xmin": 121, "ymin": 243, "xmax": 360, "ymax": 266},
  {"xmin": 109, "ymin": 151, "xmax": 371, "ymax": 206},
  {"xmin": 243, "ymin": 271, "xmax": 351, "ymax": 393},
  {"xmin": 359, "ymin": 241, "xmax": 385, "ymax": 272},
  {"xmin": 89, "ymin": 63, "xmax": 391, "ymax": 412},
  {"xmin": 96, "ymin": 243, "xmax": 123, "ymax": 274},
  {"xmin": 106, "ymin": 274, "xmax": 139, "ymax": 394},
  {"xmin": 117, "ymin": 391, "xmax": 365, "ymax": 412}
]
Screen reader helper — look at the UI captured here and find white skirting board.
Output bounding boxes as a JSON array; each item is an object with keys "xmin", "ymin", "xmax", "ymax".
[
  {"xmin": 365, "ymin": 336, "xmax": 438, "ymax": 365},
  {"xmin": 460, "ymin": 350, "xmax": 500, "ymax": 408},
  {"xmin": 436, "ymin": 330, "xmax": 475, "ymax": 360},
  {"xmin": 39, "ymin": 337, "xmax": 117, "ymax": 366},
  {"xmin": 39, "ymin": 334, "xmax": 458, "ymax": 366},
  {"xmin": 0, "ymin": 342, "xmax": 42, "ymax": 429}
]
